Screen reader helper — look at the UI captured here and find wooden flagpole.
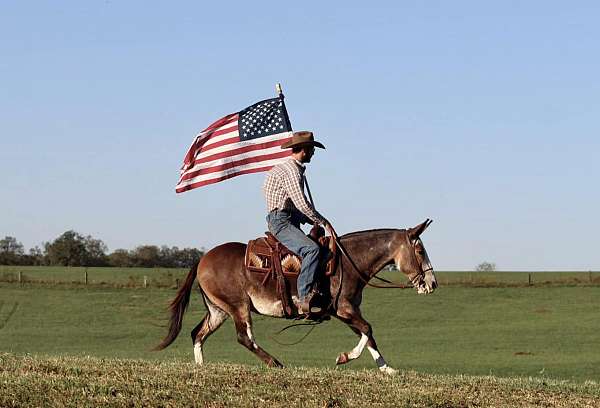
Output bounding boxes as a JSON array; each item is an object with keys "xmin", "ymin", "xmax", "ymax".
[
  {"xmin": 276, "ymin": 82, "xmax": 293, "ymax": 134},
  {"xmin": 275, "ymin": 83, "xmax": 319, "ymax": 215},
  {"xmin": 277, "ymin": 82, "xmax": 317, "ymax": 209},
  {"xmin": 276, "ymin": 82, "xmax": 338, "ymax": 242}
]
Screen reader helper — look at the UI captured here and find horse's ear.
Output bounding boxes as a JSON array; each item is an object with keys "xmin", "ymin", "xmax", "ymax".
[{"xmin": 408, "ymin": 219, "xmax": 433, "ymax": 240}]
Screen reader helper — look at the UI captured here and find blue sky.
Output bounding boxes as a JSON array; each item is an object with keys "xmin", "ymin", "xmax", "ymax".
[{"xmin": 1, "ymin": 1, "xmax": 599, "ymax": 270}]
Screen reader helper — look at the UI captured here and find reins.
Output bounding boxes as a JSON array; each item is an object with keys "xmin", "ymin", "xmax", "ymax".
[
  {"xmin": 269, "ymin": 320, "xmax": 322, "ymax": 346},
  {"xmin": 332, "ymin": 236, "xmax": 413, "ymax": 289}
]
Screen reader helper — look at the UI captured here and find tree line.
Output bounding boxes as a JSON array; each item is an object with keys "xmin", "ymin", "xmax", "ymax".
[{"xmin": 0, "ymin": 231, "xmax": 204, "ymax": 268}]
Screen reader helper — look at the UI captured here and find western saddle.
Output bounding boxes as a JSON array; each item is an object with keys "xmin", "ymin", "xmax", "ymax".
[{"xmin": 244, "ymin": 226, "xmax": 337, "ymax": 318}]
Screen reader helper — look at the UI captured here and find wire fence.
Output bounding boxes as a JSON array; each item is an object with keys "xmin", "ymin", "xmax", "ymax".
[
  {"xmin": 378, "ymin": 270, "xmax": 600, "ymax": 287},
  {"xmin": 0, "ymin": 266, "xmax": 188, "ymax": 288},
  {"xmin": 0, "ymin": 266, "xmax": 598, "ymax": 289}
]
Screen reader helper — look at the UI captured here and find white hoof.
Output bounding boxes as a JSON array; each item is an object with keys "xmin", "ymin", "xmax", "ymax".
[
  {"xmin": 379, "ymin": 365, "xmax": 397, "ymax": 375},
  {"xmin": 194, "ymin": 343, "xmax": 204, "ymax": 365}
]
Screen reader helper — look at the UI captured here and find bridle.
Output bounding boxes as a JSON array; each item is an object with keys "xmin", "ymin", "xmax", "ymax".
[
  {"xmin": 409, "ymin": 236, "xmax": 434, "ymax": 282},
  {"xmin": 332, "ymin": 233, "xmax": 429, "ymax": 290}
]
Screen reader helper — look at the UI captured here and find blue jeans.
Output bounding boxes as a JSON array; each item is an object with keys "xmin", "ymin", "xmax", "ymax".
[{"xmin": 266, "ymin": 210, "xmax": 320, "ymax": 300}]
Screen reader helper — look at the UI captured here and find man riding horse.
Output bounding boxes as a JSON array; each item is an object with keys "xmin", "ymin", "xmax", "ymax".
[
  {"xmin": 162, "ymin": 91, "xmax": 438, "ymax": 371},
  {"xmin": 263, "ymin": 130, "xmax": 335, "ymax": 316}
]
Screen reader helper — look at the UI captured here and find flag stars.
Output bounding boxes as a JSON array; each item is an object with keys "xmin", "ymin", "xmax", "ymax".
[{"xmin": 238, "ymin": 98, "xmax": 290, "ymax": 140}]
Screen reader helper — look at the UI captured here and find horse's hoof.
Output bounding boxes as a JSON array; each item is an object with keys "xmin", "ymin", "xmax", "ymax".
[
  {"xmin": 268, "ymin": 359, "xmax": 284, "ymax": 368},
  {"xmin": 379, "ymin": 366, "xmax": 397, "ymax": 375},
  {"xmin": 335, "ymin": 352, "xmax": 349, "ymax": 365}
]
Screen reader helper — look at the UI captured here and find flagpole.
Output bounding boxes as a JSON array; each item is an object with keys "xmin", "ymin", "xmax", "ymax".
[
  {"xmin": 277, "ymin": 83, "xmax": 335, "ymax": 238},
  {"xmin": 278, "ymin": 82, "xmax": 316, "ymax": 208},
  {"xmin": 277, "ymin": 82, "xmax": 313, "ymax": 205},
  {"xmin": 277, "ymin": 82, "xmax": 294, "ymax": 136}
]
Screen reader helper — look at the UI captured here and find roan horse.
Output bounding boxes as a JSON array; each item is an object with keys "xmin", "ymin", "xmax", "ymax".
[{"xmin": 155, "ymin": 219, "xmax": 437, "ymax": 374}]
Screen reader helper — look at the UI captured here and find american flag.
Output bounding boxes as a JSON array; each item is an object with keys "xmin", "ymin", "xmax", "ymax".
[{"xmin": 176, "ymin": 97, "xmax": 293, "ymax": 193}]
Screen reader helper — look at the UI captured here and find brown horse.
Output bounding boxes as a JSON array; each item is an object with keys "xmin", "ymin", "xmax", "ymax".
[{"xmin": 155, "ymin": 219, "xmax": 436, "ymax": 374}]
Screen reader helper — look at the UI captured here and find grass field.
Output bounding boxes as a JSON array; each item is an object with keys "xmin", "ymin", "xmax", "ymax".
[
  {"xmin": 1, "ymin": 280, "xmax": 599, "ymax": 383},
  {"xmin": 2, "ymin": 353, "xmax": 599, "ymax": 407},
  {"xmin": 1, "ymin": 265, "xmax": 599, "ymax": 288},
  {"xmin": 0, "ymin": 265, "xmax": 188, "ymax": 287}
]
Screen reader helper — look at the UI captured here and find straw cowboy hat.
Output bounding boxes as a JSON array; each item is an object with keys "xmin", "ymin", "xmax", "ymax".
[{"xmin": 281, "ymin": 131, "xmax": 326, "ymax": 149}]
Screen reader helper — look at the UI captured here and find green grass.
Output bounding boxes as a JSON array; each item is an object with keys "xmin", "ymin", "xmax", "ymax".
[
  {"xmin": 1, "ymin": 282, "xmax": 599, "ymax": 383},
  {"xmin": 1, "ymin": 266, "xmax": 599, "ymax": 288},
  {"xmin": 2, "ymin": 354, "xmax": 599, "ymax": 408}
]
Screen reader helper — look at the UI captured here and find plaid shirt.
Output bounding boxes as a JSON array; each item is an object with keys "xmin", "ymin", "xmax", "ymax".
[{"xmin": 263, "ymin": 158, "xmax": 326, "ymax": 226}]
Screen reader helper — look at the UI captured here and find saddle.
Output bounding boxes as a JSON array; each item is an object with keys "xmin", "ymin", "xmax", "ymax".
[{"xmin": 244, "ymin": 225, "xmax": 337, "ymax": 318}]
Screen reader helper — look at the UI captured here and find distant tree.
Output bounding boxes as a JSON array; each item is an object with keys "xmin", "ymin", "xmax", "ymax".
[
  {"xmin": 27, "ymin": 246, "xmax": 44, "ymax": 266},
  {"xmin": 106, "ymin": 246, "xmax": 203, "ymax": 268},
  {"xmin": 0, "ymin": 232, "xmax": 203, "ymax": 267},
  {"xmin": 44, "ymin": 231, "xmax": 87, "ymax": 266},
  {"xmin": 475, "ymin": 262, "xmax": 496, "ymax": 272},
  {"xmin": 83, "ymin": 235, "xmax": 109, "ymax": 266},
  {"xmin": 158, "ymin": 245, "xmax": 176, "ymax": 267},
  {"xmin": 0, "ymin": 236, "xmax": 24, "ymax": 254},
  {"xmin": 131, "ymin": 245, "xmax": 161, "ymax": 267},
  {"xmin": 0, "ymin": 236, "xmax": 25, "ymax": 265},
  {"xmin": 175, "ymin": 247, "xmax": 204, "ymax": 268},
  {"xmin": 108, "ymin": 249, "xmax": 133, "ymax": 267},
  {"xmin": 44, "ymin": 230, "xmax": 108, "ymax": 266}
]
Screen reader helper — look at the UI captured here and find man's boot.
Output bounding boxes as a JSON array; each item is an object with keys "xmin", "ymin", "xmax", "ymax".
[{"xmin": 300, "ymin": 288, "xmax": 322, "ymax": 315}]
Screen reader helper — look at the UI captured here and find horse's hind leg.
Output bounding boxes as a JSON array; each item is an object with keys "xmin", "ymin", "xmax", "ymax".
[
  {"xmin": 231, "ymin": 307, "xmax": 284, "ymax": 368},
  {"xmin": 190, "ymin": 298, "xmax": 228, "ymax": 365}
]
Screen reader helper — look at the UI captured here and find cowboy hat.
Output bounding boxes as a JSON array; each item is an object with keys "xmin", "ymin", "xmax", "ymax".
[{"xmin": 281, "ymin": 131, "xmax": 325, "ymax": 149}]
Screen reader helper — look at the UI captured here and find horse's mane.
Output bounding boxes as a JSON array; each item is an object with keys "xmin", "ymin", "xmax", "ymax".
[{"xmin": 340, "ymin": 228, "xmax": 406, "ymax": 241}]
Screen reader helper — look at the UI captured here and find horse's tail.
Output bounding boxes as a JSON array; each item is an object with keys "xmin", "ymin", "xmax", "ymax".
[{"xmin": 153, "ymin": 260, "xmax": 199, "ymax": 350}]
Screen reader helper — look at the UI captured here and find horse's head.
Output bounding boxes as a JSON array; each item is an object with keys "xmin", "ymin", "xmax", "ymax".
[{"xmin": 395, "ymin": 219, "xmax": 437, "ymax": 294}]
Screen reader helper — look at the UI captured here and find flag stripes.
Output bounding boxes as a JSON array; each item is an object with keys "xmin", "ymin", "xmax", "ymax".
[
  {"xmin": 178, "ymin": 156, "xmax": 291, "ymax": 190},
  {"xmin": 180, "ymin": 143, "xmax": 292, "ymax": 181}
]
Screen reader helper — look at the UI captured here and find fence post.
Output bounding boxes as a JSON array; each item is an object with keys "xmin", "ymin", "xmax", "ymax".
[
  {"xmin": 18, "ymin": 271, "xmax": 22, "ymax": 284},
  {"xmin": 144, "ymin": 276, "xmax": 148, "ymax": 288},
  {"xmin": 175, "ymin": 278, "xmax": 179, "ymax": 288},
  {"xmin": 528, "ymin": 273, "xmax": 532, "ymax": 286},
  {"xmin": 85, "ymin": 268, "xmax": 88, "ymax": 285}
]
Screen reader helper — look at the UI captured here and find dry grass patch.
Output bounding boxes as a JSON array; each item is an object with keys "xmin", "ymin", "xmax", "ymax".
[{"xmin": 1, "ymin": 353, "xmax": 599, "ymax": 407}]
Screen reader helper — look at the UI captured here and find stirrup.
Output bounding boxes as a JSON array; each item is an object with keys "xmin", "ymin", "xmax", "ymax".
[
  {"xmin": 303, "ymin": 309, "xmax": 329, "ymax": 322},
  {"xmin": 299, "ymin": 302, "xmax": 322, "ymax": 315},
  {"xmin": 307, "ymin": 305, "xmax": 323, "ymax": 314}
]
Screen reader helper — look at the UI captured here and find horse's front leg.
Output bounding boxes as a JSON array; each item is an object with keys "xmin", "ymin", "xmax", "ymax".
[{"xmin": 335, "ymin": 307, "xmax": 397, "ymax": 374}]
